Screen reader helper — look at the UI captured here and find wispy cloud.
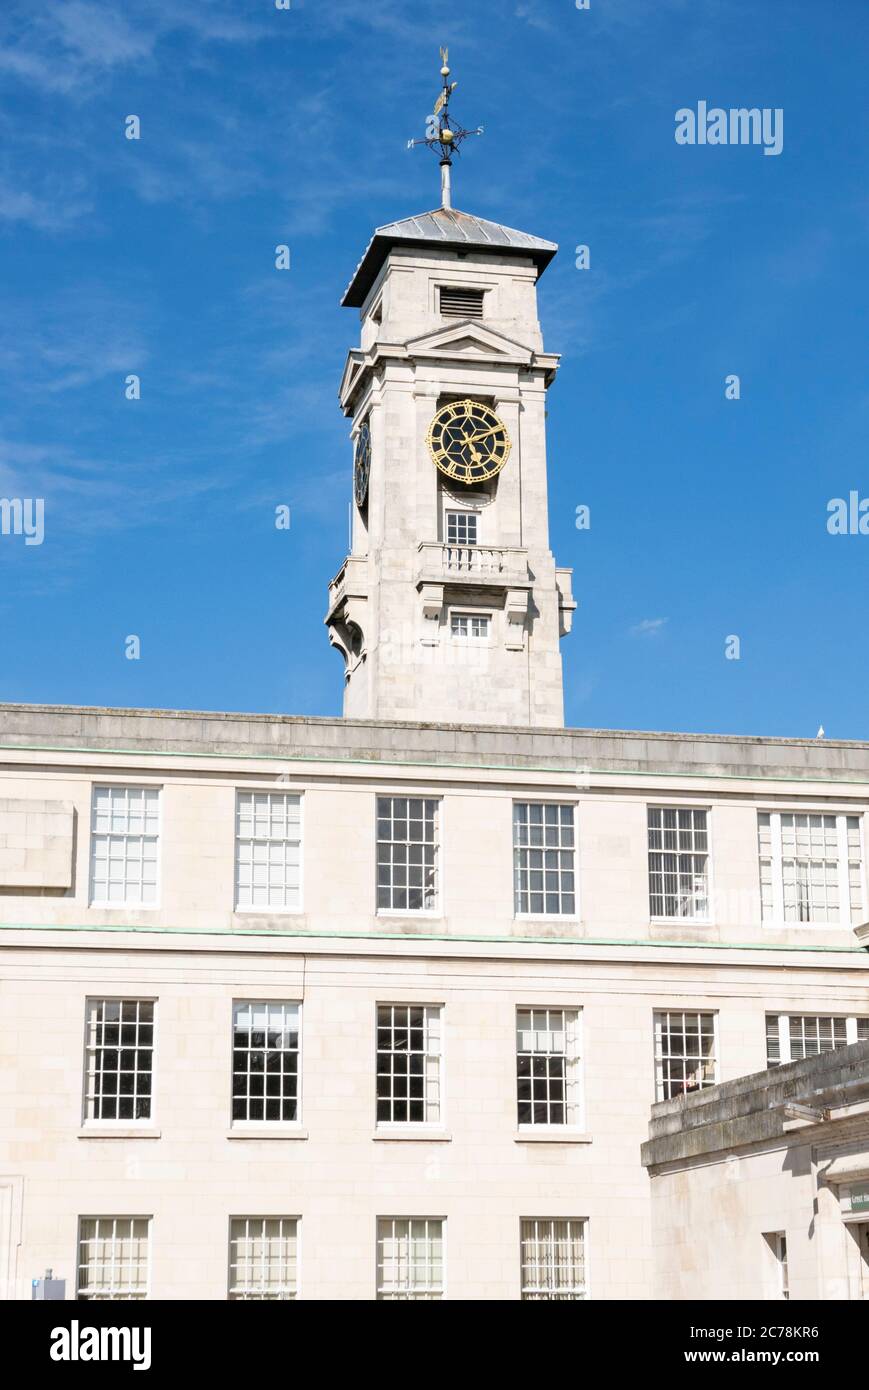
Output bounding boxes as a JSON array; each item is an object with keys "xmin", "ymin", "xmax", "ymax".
[
  {"xmin": 0, "ymin": 1, "xmax": 268, "ymax": 97},
  {"xmin": 630, "ymin": 617, "xmax": 668, "ymax": 638}
]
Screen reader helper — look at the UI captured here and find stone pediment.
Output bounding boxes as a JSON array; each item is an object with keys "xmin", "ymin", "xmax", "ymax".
[
  {"xmin": 339, "ymin": 350, "xmax": 367, "ymax": 409},
  {"xmin": 405, "ymin": 320, "xmax": 534, "ymax": 365},
  {"xmin": 339, "ymin": 324, "xmax": 558, "ymax": 411}
]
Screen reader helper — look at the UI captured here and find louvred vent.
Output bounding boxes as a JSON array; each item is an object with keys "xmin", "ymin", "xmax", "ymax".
[{"xmin": 439, "ymin": 286, "xmax": 485, "ymax": 319}]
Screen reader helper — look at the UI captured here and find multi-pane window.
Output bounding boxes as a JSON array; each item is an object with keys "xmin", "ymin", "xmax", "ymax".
[
  {"xmin": 376, "ymin": 1005, "xmax": 442, "ymax": 1124},
  {"xmin": 228, "ymin": 1218, "xmax": 298, "ymax": 1300},
  {"xmin": 654, "ymin": 1011, "xmax": 717, "ymax": 1101},
  {"xmin": 758, "ymin": 812, "xmax": 864, "ymax": 924},
  {"xmin": 235, "ymin": 792, "xmax": 301, "ymax": 911},
  {"xmin": 446, "ymin": 510, "xmax": 478, "ymax": 546},
  {"xmin": 450, "ymin": 612, "xmax": 489, "ymax": 641},
  {"xmin": 84, "ymin": 999, "xmax": 154, "ymax": 1122},
  {"xmin": 376, "ymin": 797, "xmax": 439, "ymax": 912},
  {"xmin": 77, "ymin": 1217, "xmax": 150, "ymax": 1300},
  {"xmin": 90, "ymin": 786, "xmax": 159, "ymax": 906},
  {"xmin": 516, "ymin": 1008, "xmax": 582, "ymax": 1127},
  {"xmin": 232, "ymin": 1002, "xmax": 300, "ymax": 1123},
  {"xmin": 520, "ymin": 1219, "xmax": 588, "ymax": 1300},
  {"xmin": 765, "ymin": 1013, "xmax": 869, "ymax": 1067},
  {"xmin": 648, "ymin": 807, "xmax": 709, "ymax": 919},
  {"xmin": 376, "ymin": 1218, "xmax": 444, "ymax": 1300},
  {"xmin": 513, "ymin": 803, "xmax": 576, "ymax": 916}
]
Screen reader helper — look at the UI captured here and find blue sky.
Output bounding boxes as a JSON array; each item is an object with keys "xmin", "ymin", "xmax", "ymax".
[{"xmin": 0, "ymin": 0, "xmax": 867, "ymax": 739}]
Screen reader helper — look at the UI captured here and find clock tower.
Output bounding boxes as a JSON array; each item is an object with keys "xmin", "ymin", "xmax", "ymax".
[{"xmin": 325, "ymin": 56, "xmax": 575, "ymax": 729}]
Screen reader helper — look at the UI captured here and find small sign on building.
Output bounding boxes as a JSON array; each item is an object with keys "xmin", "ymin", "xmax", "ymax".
[{"xmin": 840, "ymin": 1182, "xmax": 869, "ymax": 1221}]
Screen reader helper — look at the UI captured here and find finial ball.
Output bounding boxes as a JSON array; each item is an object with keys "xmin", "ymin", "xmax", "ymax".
[
  {"xmin": 440, "ymin": 127, "xmax": 454, "ymax": 143},
  {"xmin": 441, "ymin": 65, "xmax": 450, "ymax": 77}
]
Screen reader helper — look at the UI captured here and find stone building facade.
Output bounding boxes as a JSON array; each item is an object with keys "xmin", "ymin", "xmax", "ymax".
[
  {"xmin": 1, "ymin": 192, "xmax": 868, "ymax": 1301},
  {"xmin": 643, "ymin": 1040, "xmax": 869, "ymax": 1300}
]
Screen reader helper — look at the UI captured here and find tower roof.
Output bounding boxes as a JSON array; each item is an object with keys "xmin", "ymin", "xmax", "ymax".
[{"xmin": 341, "ymin": 206, "xmax": 558, "ymax": 308}]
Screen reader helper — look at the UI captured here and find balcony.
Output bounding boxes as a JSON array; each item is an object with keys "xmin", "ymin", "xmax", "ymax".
[
  {"xmin": 326, "ymin": 555, "xmax": 368, "ymax": 623},
  {"xmin": 416, "ymin": 542, "xmax": 530, "ymax": 591}
]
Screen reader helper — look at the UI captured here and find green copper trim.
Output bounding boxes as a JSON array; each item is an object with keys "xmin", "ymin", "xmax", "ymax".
[
  {"xmin": 0, "ymin": 922, "xmax": 864, "ymax": 953},
  {"xmin": 1, "ymin": 741, "xmax": 869, "ymax": 786}
]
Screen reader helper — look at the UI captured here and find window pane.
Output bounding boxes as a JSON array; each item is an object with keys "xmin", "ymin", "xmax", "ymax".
[
  {"xmin": 228, "ymin": 1217, "xmax": 298, "ymax": 1299},
  {"xmin": 376, "ymin": 797, "xmax": 439, "ymax": 912},
  {"xmin": 514, "ymin": 804, "xmax": 576, "ymax": 915},
  {"xmin": 77, "ymin": 1217, "xmax": 150, "ymax": 1300},
  {"xmin": 654, "ymin": 1011, "xmax": 717, "ymax": 1100},
  {"xmin": 90, "ymin": 786, "xmax": 160, "ymax": 906},
  {"xmin": 520, "ymin": 1218, "xmax": 587, "ymax": 1300},
  {"xmin": 235, "ymin": 793, "xmax": 302, "ymax": 910},
  {"xmin": 648, "ymin": 807, "xmax": 708, "ymax": 920},
  {"xmin": 376, "ymin": 1218, "xmax": 444, "ymax": 1299},
  {"xmin": 516, "ymin": 1008, "xmax": 581, "ymax": 1126},
  {"xmin": 232, "ymin": 1002, "xmax": 300, "ymax": 1124},
  {"xmin": 85, "ymin": 999, "xmax": 154, "ymax": 1122}
]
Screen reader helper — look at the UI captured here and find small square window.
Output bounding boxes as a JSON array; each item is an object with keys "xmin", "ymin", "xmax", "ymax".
[
  {"xmin": 376, "ymin": 1218, "xmax": 444, "ymax": 1299},
  {"xmin": 450, "ymin": 612, "xmax": 490, "ymax": 641},
  {"xmin": 445, "ymin": 511, "xmax": 478, "ymax": 546},
  {"xmin": 77, "ymin": 1217, "xmax": 150, "ymax": 1300},
  {"xmin": 229, "ymin": 1217, "xmax": 298, "ymax": 1299},
  {"xmin": 653, "ymin": 1011, "xmax": 717, "ymax": 1100}
]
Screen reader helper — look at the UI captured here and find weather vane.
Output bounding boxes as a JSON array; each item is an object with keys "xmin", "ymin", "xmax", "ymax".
[{"xmin": 407, "ymin": 47, "xmax": 484, "ymax": 209}]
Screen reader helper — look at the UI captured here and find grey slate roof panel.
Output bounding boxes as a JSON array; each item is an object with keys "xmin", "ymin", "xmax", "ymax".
[{"xmin": 341, "ymin": 206, "xmax": 558, "ymax": 307}]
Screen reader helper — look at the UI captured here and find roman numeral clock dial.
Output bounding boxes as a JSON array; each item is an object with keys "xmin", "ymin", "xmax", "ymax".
[
  {"xmin": 353, "ymin": 419, "xmax": 371, "ymax": 507},
  {"xmin": 426, "ymin": 399, "xmax": 511, "ymax": 484}
]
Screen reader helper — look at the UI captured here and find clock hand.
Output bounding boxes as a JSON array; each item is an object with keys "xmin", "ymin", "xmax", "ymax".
[{"xmin": 464, "ymin": 423, "xmax": 503, "ymax": 444}]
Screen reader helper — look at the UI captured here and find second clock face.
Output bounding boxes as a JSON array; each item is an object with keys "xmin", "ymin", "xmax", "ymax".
[
  {"xmin": 426, "ymin": 398, "xmax": 511, "ymax": 485},
  {"xmin": 353, "ymin": 420, "xmax": 371, "ymax": 508}
]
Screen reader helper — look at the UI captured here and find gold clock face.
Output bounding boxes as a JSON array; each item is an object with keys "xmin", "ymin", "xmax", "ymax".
[{"xmin": 426, "ymin": 398, "xmax": 511, "ymax": 484}]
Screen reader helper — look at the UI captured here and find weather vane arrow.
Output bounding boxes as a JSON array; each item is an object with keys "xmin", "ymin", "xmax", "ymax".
[{"xmin": 406, "ymin": 47, "xmax": 484, "ymax": 208}]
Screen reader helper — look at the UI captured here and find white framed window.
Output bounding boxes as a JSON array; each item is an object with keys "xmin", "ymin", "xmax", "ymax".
[
  {"xmin": 765, "ymin": 1013, "xmax": 869, "ymax": 1067},
  {"xmin": 376, "ymin": 1004, "xmax": 442, "ymax": 1125},
  {"xmin": 654, "ymin": 1010, "xmax": 717, "ymax": 1101},
  {"xmin": 450, "ymin": 611, "xmax": 490, "ymax": 642},
  {"xmin": 89, "ymin": 785, "xmax": 159, "ymax": 906},
  {"xmin": 376, "ymin": 1218, "xmax": 444, "ymax": 1299},
  {"xmin": 516, "ymin": 1008, "xmax": 582, "ymax": 1128},
  {"xmin": 77, "ymin": 1217, "xmax": 150, "ymax": 1300},
  {"xmin": 235, "ymin": 792, "xmax": 301, "ymax": 911},
  {"xmin": 445, "ymin": 510, "xmax": 478, "ymax": 546},
  {"xmin": 520, "ymin": 1218, "xmax": 588, "ymax": 1300},
  {"xmin": 376, "ymin": 796, "xmax": 439, "ymax": 912},
  {"xmin": 228, "ymin": 1217, "xmax": 298, "ymax": 1300},
  {"xmin": 764, "ymin": 1232, "xmax": 789, "ymax": 1300},
  {"xmin": 232, "ymin": 1001, "xmax": 300, "ymax": 1124},
  {"xmin": 84, "ymin": 999, "xmax": 154, "ymax": 1122},
  {"xmin": 648, "ymin": 806, "xmax": 709, "ymax": 920},
  {"xmin": 513, "ymin": 803, "xmax": 576, "ymax": 916},
  {"xmin": 758, "ymin": 811, "xmax": 864, "ymax": 925}
]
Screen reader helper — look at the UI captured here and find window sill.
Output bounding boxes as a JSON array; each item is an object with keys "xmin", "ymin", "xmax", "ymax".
[
  {"xmin": 78, "ymin": 1126, "xmax": 161, "ymax": 1140},
  {"xmin": 376, "ymin": 911, "xmax": 443, "ymax": 920},
  {"xmin": 89, "ymin": 904, "xmax": 160, "ymax": 912},
  {"xmin": 762, "ymin": 921, "xmax": 853, "ymax": 930},
  {"xmin": 515, "ymin": 914, "xmax": 580, "ymax": 923},
  {"xmin": 650, "ymin": 918, "xmax": 713, "ymax": 928},
  {"xmin": 226, "ymin": 1126, "xmax": 308, "ymax": 1140},
  {"xmin": 515, "ymin": 1130, "xmax": 592, "ymax": 1144},
  {"xmin": 373, "ymin": 1127, "xmax": 451, "ymax": 1142},
  {"xmin": 232, "ymin": 908, "xmax": 304, "ymax": 917}
]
